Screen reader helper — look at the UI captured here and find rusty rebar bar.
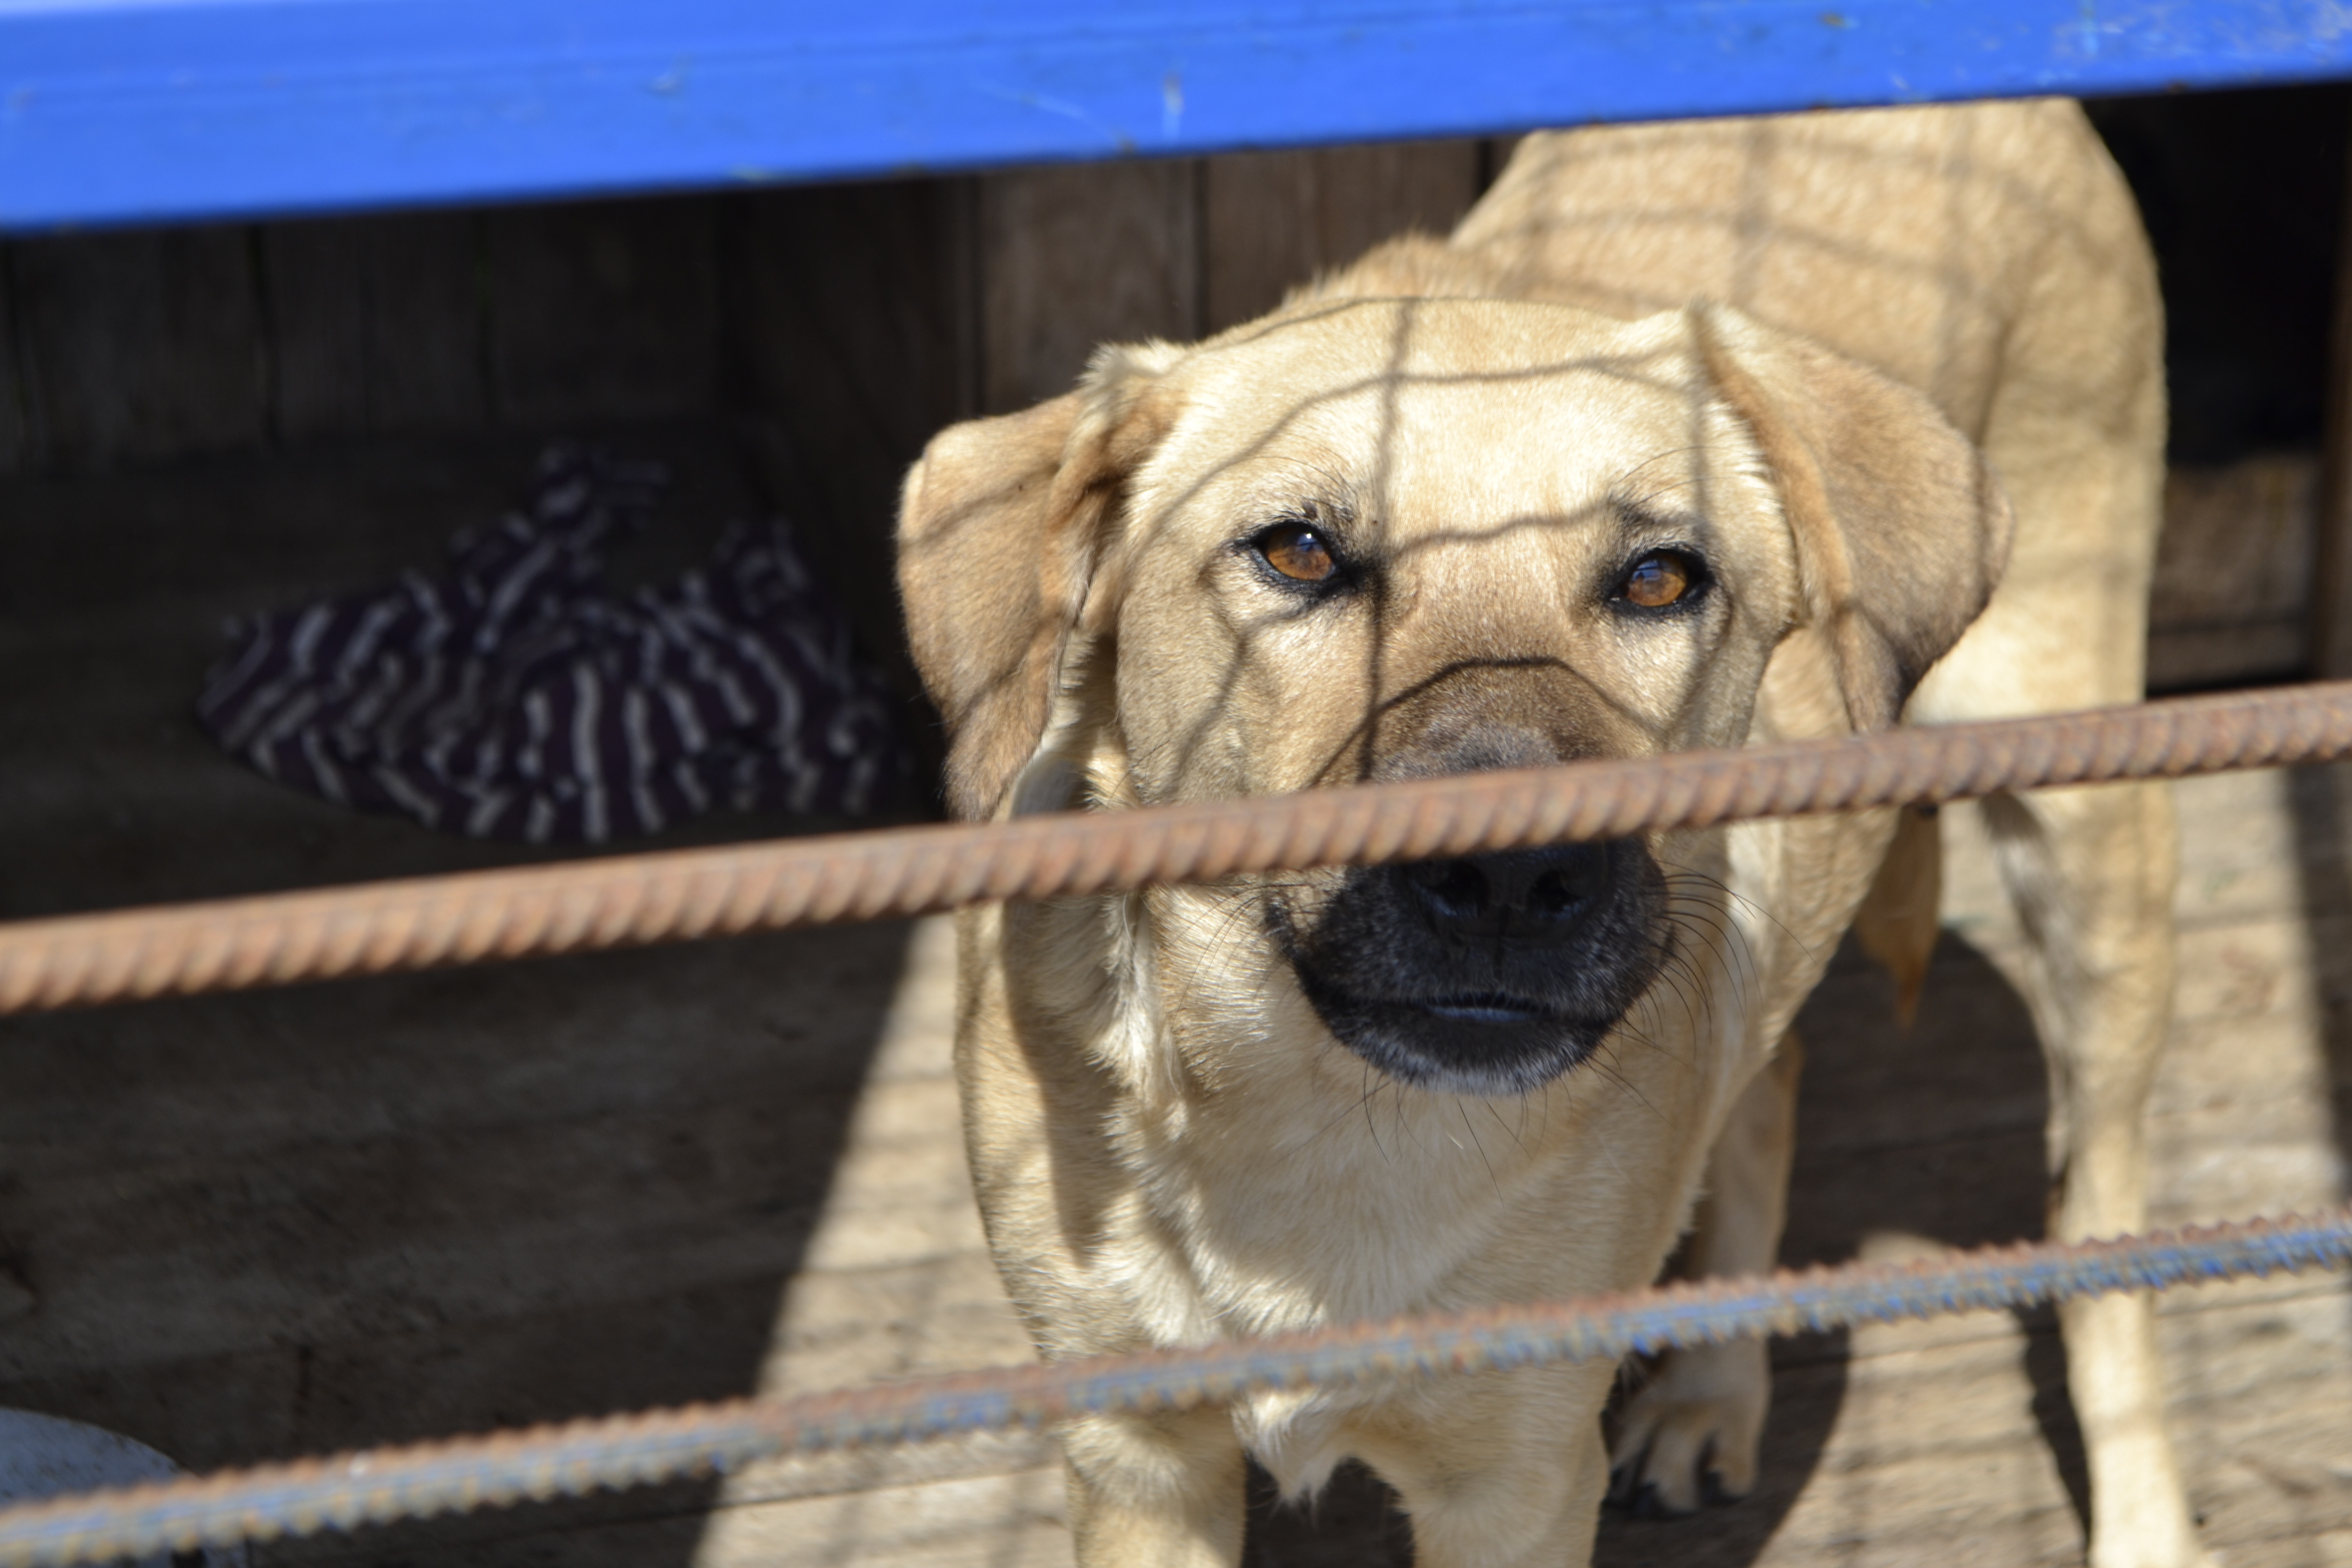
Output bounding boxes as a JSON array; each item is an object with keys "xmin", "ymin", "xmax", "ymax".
[
  {"xmin": 4, "ymin": 681, "xmax": 2349, "ymax": 1016},
  {"xmin": 0, "ymin": 1206, "xmax": 2341, "ymax": 1567}
]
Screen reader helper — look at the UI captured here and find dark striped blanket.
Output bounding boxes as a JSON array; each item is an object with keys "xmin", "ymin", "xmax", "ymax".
[{"xmin": 198, "ymin": 447, "xmax": 905, "ymax": 843}]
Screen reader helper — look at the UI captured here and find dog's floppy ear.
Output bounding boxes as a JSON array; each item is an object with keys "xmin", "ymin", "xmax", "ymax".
[
  {"xmin": 897, "ymin": 345, "xmax": 1177, "ymax": 819},
  {"xmin": 1696, "ymin": 304, "xmax": 2014, "ymax": 730}
]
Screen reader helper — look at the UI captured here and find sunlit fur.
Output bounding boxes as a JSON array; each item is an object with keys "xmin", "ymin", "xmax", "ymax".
[{"xmin": 901, "ymin": 97, "xmax": 2180, "ymax": 1568}]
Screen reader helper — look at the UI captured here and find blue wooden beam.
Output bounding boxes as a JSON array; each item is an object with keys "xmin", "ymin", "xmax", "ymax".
[{"xmin": 4, "ymin": 0, "xmax": 2350, "ymax": 232}]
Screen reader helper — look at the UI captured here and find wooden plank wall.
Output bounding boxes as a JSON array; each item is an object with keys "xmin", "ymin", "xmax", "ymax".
[
  {"xmin": 0, "ymin": 196, "xmax": 729, "ymax": 471},
  {"xmin": 0, "ymin": 146, "xmax": 1491, "ymax": 727},
  {"xmin": 262, "ymin": 212, "xmax": 488, "ymax": 438},
  {"xmin": 10, "ymin": 227, "xmax": 267, "ymax": 468},
  {"xmin": 726, "ymin": 177, "xmax": 979, "ymax": 693},
  {"xmin": 0, "ymin": 147, "xmax": 1486, "ymax": 470},
  {"xmin": 0, "ymin": 250, "xmax": 26, "ymax": 470},
  {"xmin": 968, "ymin": 141, "xmax": 1486, "ymax": 415},
  {"xmin": 2311, "ymin": 137, "xmax": 2352, "ymax": 679}
]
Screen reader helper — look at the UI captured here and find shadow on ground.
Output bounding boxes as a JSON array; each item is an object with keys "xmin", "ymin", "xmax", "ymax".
[{"xmin": 0, "ymin": 432, "xmax": 922, "ymax": 1568}]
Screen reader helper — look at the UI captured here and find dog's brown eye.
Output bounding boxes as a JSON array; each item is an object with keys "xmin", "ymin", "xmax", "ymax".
[
  {"xmin": 1621, "ymin": 552, "xmax": 1692, "ymax": 609},
  {"xmin": 1259, "ymin": 523, "xmax": 1336, "ymax": 583}
]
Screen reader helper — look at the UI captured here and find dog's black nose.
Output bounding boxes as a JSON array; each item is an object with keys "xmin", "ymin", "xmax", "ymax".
[{"xmin": 1401, "ymin": 844, "xmax": 1612, "ymax": 941}]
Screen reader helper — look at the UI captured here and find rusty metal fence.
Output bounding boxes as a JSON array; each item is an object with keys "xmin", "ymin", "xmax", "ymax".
[
  {"xmin": 5, "ymin": 680, "xmax": 2352, "ymax": 1564},
  {"xmin": 7, "ymin": 682, "xmax": 2351, "ymax": 1014}
]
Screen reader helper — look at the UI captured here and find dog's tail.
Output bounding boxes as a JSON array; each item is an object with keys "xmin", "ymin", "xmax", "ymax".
[{"xmin": 1852, "ymin": 804, "xmax": 1942, "ymax": 1030}]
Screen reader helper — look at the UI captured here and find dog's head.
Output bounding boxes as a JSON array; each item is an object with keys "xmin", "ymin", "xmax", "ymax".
[{"xmin": 899, "ymin": 299, "xmax": 2009, "ymax": 1094}]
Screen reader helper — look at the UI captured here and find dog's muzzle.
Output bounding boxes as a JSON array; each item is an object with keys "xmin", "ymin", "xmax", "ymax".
[{"xmin": 1276, "ymin": 838, "xmax": 1669, "ymax": 1095}]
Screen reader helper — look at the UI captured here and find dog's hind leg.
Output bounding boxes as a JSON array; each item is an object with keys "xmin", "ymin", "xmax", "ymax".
[
  {"xmin": 1900, "ymin": 138, "xmax": 2207, "ymax": 1559},
  {"xmin": 1908, "ymin": 474, "xmax": 2204, "ymax": 1567},
  {"xmin": 1607, "ymin": 1032, "xmax": 1803, "ymax": 1515},
  {"xmin": 1058, "ymin": 1407, "xmax": 1248, "ymax": 1568},
  {"xmin": 1972, "ymin": 779, "xmax": 2203, "ymax": 1568}
]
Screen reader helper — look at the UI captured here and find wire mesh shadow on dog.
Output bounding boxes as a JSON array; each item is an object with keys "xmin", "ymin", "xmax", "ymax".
[{"xmin": 896, "ymin": 100, "xmax": 2193, "ymax": 1568}]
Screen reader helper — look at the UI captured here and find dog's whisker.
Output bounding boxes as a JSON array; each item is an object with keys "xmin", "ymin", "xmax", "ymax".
[
  {"xmin": 1653, "ymin": 890, "xmax": 1759, "ymax": 1012},
  {"xmin": 1482, "ymin": 1094, "xmax": 1533, "ymax": 1159},
  {"xmin": 1577, "ymin": 1035, "xmax": 1672, "ymax": 1123},
  {"xmin": 1659, "ymin": 861, "xmax": 1817, "ymax": 969},
  {"xmin": 1652, "ymin": 921, "xmax": 1736, "ymax": 1033},
  {"xmin": 1640, "ymin": 941, "xmax": 1710, "ymax": 1041},
  {"xmin": 1358, "ymin": 1062, "xmax": 1393, "ymax": 1164},
  {"xmin": 1455, "ymin": 1099, "xmax": 1505, "ymax": 1197}
]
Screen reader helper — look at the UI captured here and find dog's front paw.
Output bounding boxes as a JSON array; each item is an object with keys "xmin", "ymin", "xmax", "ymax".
[{"xmin": 1607, "ymin": 1340, "xmax": 1770, "ymax": 1517}]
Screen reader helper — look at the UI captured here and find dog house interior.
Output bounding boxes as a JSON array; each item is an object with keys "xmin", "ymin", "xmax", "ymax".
[{"xmin": 2, "ymin": 82, "xmax": 2351, "ymax": 1565}]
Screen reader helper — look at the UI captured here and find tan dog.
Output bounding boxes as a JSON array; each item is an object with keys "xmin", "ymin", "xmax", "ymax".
[{"xmin": 897, "ymin": 99, "xmax": 2189, "ymax": 1568}]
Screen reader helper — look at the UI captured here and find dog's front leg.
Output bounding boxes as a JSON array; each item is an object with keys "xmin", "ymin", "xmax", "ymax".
[
  {"xmin": 1059, "ymin": 1407, "xmax": 1248, "ymax": 1568},
  {"xmin": 1608, "ymin": 1032, "xmax": 1802, "ymax": 1514},
  {"xmin": 1362, "ymin": 1362, "xmax": 1618, "ymax": 1567}
]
